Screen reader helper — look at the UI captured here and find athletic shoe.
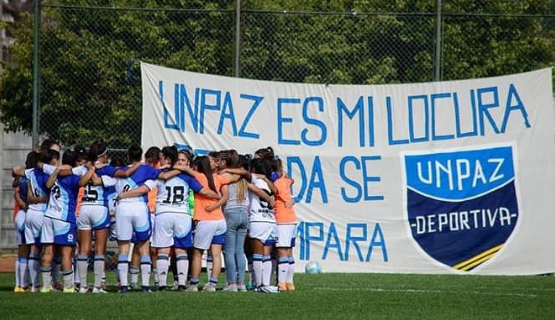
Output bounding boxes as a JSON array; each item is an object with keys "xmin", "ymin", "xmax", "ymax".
[
  {"xmin": 78, "ymin": 286, "xmax": 89, "ymax": 294},
  {"xmin": 245, "ymin": 282, "xmax": 255, "ymax": 291},
  {"xmin": 119, "ymin": 286, "xmax": 128, "ymax": 294},
  {"xmin": 31, "ymin": 286, "xmax": 40, "ymax": 293},
  {"xmin": 278, "ymin": 281, "xmax": 287, "ymax": 292},
  {"xmin": 130, "ymin": 282, "xmax": 140, "ymax": 291},
  {"xmin": 100, "ymin": 281, "xmax": 107, "ymax": 290},
  {"xmin": 63, "ymin": 287, "xmax": 75, "ymax": 294},
  {"xmin": 93, "ymin": 287, "xmax": 108, "ymax": 294},
  {"xmin": 222, "ymin": 284, "xmax": 237, "ymax": 292},
  {"xmin": 53, "ymin": 282, "xmax": 63, "ymax": 292},
  {"xmin": 39, "ymin": 286, "xmax": 53, "ymax": 293},
  {"xmin": 204, "ymin": 283, "xmax": 217, "ymax": 292},
  {"xmin": 172, "ymin": 281, "xmax": 179, "ymax": 291},
  {"xmin": 286, "ymin": 283, "xmax": 295, "ymax": 291},
  {"xmin": 141, "ymin": 286, "xmax": 151, "ymax": 293},
  {"xmin": 178, "ymin": 285, "xmax": 187, "ymax": 292},
  {"xmin": 185, "ymin": 284, "xmax": 198, "ymax": 292},
  {"xmin": 237, "ymin": 284, "xmax": 247, "ymax": 292},
  {"xmin": 259, "ymin": 285, "xmax": 280, "ymax": 294},
  {"xmin": 14, "ymin": 286, "xmax": 25, "ymax": 293}
]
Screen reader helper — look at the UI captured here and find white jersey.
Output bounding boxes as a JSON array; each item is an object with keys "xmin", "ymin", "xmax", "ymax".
[
  {"xmin": 24, "ymin": 168, "xmax": 49, "ymax": 212},
  {"xmin": 248, "ymin": 176, "xmax": 275, "ymax": 223},
  {"xmin": 155, "ymin": 171, "xmax": 203, "ymax": 215}
]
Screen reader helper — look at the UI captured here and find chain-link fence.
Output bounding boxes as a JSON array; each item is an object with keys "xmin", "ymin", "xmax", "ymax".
[{"xmin": 30, "ymin": 3, "xmax": 555, "ymax": 150}]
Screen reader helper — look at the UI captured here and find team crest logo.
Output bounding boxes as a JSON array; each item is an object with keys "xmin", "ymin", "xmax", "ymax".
[{"xmin": 404, "ymin": 146, "xmax": 519, "ymax": 272}]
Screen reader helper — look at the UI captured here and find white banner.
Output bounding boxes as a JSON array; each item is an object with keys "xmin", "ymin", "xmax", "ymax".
[{"xmin": 142, "ymin": 62, "xmax": 555, "ymax": 275}]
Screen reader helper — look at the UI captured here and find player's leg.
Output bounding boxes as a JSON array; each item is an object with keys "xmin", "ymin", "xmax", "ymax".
[{"xmin": 92, "ymin": 227, "xmax": 109, "ymax": 293}]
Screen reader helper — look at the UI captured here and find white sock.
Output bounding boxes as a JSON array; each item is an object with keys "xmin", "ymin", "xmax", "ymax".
[
  {"xmin": 253, "ymin": 254, "xmax": 263, "ymax": 287},
  {"xmin": 176, "ymin": 254, "xmax": 189, "ymax": 286},
  {"xmin": 287, "ymin": 257, "xmax": 295, "ymax": 283},
  {"xmin": 117, "ymin": 254, "xmax": 129, "ymax": 286},
  {"xmin": 18, "ymin": 258, "xmax": 28, "ymax": 288},
  {"xmin": 140, "ymin": 256, "xmax": 151, "ymax": 287},
  {"xmin": 262, "ymin": 256, "xmax": 272, "ymax": 286},
  {"xmin": 93, "ymin": 255, "xmax": 104, "ymax": 288},
  {"xmin": 15, "ymin": 259, "xmax": 20, "ymax": 287},
  {"xmin": 206, "ymin": 255, "xmax": 213, "ymax": 279},
  {"xmin": 77, "ymin": 255, "xmax": 88, "ymax": 288},
  {"xmin": 41, "ymin": 267, "xmax": 52, "ymax": 288},
  {"xmin": 153, "ymin": 268, "xmax": 158, "ymax": 284},
  {"xmin": 62, "ymin": 269, "xmax": 73, "ymax": 289},
  {"xmin": 129, "ymin": 266, "xmax": 139, "ymax": 285},
  {"xmin": 28, "ymin": 254, "xmax": 40, "ymax": 288},
  {"xmin": 278, "ymin": 257, "xmax": 288, "ymax": 283},
  {"xmin": 156, "ymin": 254, "xmax": 169, "ymax": 287}
]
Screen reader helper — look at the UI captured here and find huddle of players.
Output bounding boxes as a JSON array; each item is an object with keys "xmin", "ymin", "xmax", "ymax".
[{"xmin": 12, "ymin": 139, "xmax": 297, "ymax": 294}]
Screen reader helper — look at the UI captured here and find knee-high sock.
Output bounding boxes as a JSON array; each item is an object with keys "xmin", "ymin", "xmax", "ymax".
[
  {"xmin": 18, "ymin": 258, "xmax": 28, "ymax": 288},
  {"xmin": 62, "ymin": 269, "xmax": 73, "ymax": 289},
  {"xmin": 287, "ymin": 257, "xmax": 295, "ymax": 283},
  {"xmin": 41, "ymin": 267, "xmax": 52, "ymax": 289},
  {"xmin": 140, "ymin": 255, "xmax": 151, "ymax": 287},
  {"xmin": 262, "ymin": 255, "xmax": 272, "ymax": 286},
  {"xmin": 117, "ymin": 254, "xmax": 129, "ymax": 287},
  {"xmin": 156, "ymin": 254, "xmax": 169, "ymax": 287},
  {"xmin": 77, "ymin": 255, "xmax": 89, "ymax": 288},
  {"xmin": 252, "ymin": 254, "xmax": 263, "ymax": 287},
  {"xmin": 278, "ymin": 257, "xmax": 289, "ymax": 283},
  {"xmin": 176, "ymin": 254, "xmax": 189, "ymax": 286},
  {"xmin": 15, "ymin": 258, "xmax": 20, "ymax": 287},
  {"xmin": 93, "ymin": 255, "xmax": 104, "ymax": 288},
  {"xmin": 28, "ymin": 254, "xmax": 40, "ymax": 288}
]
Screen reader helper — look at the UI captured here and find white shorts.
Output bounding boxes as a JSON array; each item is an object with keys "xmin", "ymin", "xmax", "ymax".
[
  {"xmin": 78, "ymin": 205, "xmax": 110, "ymax": 230},
  {"xmin": 276, "ymin": 223, "xmax": 297, "ymax": 247},
  {"xmin": 14, "ymin": 209, "xmax": 26, "ymax": 245},
  {"xmin": 249, "ymin": 221, "xmax": 276, "ymax": 244},
  {"xmin": 41, "ymin": 216, "xmax": 77, "ymax": 246},
  {"xmin": 24, "ymin": 208, "xmax": 44, "ymax": 245},
  {"xmin": 116, "ymin": 202, "xmax": 151, "ymax": 242},
  {"xmin": 193, "ymin": 219, "xmax": 227, "ymax": 250},
  {"xmin": 152, "ymin": 213, "xmax": 193, "ymax": 249}
]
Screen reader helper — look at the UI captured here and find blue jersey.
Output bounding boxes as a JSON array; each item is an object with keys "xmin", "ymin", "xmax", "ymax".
[
  {"xmin": 155, "ymin": 170, "xmax": 203, "ymax": 215},
  {"xmin": 115, "ymin": 164, "xmax": 160, "ymax": 204},
  {"xmin": 18, "ymin": 177, "xmax": 29, "ymax": 203},
  {"xmin": 81, "ymin": 165, "xmax": 118, "ymax": 207},
  {"xmin": 45, "ymin": 174, "xmax": 81, "ymax": 223},
  {"xmin": 24, "ymin": 168, "xmax": 50, "ymax": 212}
]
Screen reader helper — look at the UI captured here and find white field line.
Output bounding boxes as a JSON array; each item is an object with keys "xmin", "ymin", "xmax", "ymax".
[{"xmin": 312, "ymin": 287, "xmax": 538, "ymax": 298}]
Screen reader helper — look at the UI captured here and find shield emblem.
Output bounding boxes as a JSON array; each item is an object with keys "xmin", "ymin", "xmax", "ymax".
[{"xmin": 404, "ymin": 146, "xmax": 519, "ymax": 272}]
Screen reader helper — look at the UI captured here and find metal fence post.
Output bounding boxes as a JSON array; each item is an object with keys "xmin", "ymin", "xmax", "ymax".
[
  {"xmin": 234, "ymin": 0, "xmax": 241, "ymax": 77},
  {"xmin": 434, "ymin": 0, "xmax": 442, "ymax": 81},
  {"xmin": 32, "ymin": 0, "xmax": 41, "ymax": 147}
]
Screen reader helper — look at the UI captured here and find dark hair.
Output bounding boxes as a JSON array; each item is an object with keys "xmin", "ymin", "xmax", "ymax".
[
  {"xmin": 254, "ymin": 146, "xmax": 274, "ymax": 160},
  {"xmin": 89, "ymin": 140, "xmax": 107, "ymax": 162},
  {"xmin": 161, "ymin": 146, "xmax": 178, "ymax": 166},
  {"xmin": 239, "ymin": 154, "xmax": 251, "ymax": 171},
  {"xmin": 40, "ymin": 149, "xmax": 60, "ymax": 164},
  {"xmin": 251, "ymin": 158, "xmax": 273, "ymax": 180},
  {"xmin": 128, "ymin": 143, "xmax": 143, "ymax": 162},
  {"xmin": 25, "ymin": 151, "xmax": 39, "ymax": 169},
  {"xmin": 208, "ymin": 151, "xmax": 220, "ymax": 159},
  {"xmin": 74, "ymin": 145, "xmax": 88, "ymax": 163},
  {"xmin": 225, "ymin": 149, "xmax": 240, "ymax": 169},
  {"xmin": 195, "ymin": 156, "xmax": 216, "ymax": 192},
  {"xmin": 39, "ymin": 138, "xmax": 60, "ymax": 152},
  {"xmin": 145, "ymin": 146, "xmax": 161, "ymax": 164},
  {"xmin": 110, "ymin": 157, "xmax": 125, "ymax": 167},
  {"xmin": 62, "ymin": 150, "xmax": 76, "ymax": 166}
]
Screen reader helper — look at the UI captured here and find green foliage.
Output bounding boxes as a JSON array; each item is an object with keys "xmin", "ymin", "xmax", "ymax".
[{"xmin": 0, "ymin": 0, "xmax": 553, "ymax": 148}]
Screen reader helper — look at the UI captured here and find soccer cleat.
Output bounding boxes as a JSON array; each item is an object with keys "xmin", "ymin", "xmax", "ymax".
[
  {"xmin": 286, "ymin": 283, "xmax": 295, "ymax": 291},
  {"xmin": 185, "ymin": 284, "xmax": 198, "ymax": 292},
  {"xmin": 278, "ymin": 281, "xmax": 288, "ymax": 292},
  {"xmin": 259, "ymin": 285, "xmax": 280, "ymax": 294},
  {"xmin": 40, "ymin": 286, "xmax": 53, "ymax": 293},
  {"xmin": 204, "ymin": 283, "xmax": 217, "ymax": 292},
  {"xmin": 63, "ymin": 287, "xmax": 75, "ymax": 294},
  {"xmin": 14, "ymin": 286, "xmax": 25, "ymax": 293},
  {"xmin": 222, "ymin": 284, "xmax": 237, "ymax": 292},
  {"xmin": 78, "ymin": 286, "xmax": 89, "ymax": 294},
  {"xmin": 119, "ymin": 286, "xmax": 128, "ymax": 294},
  {"xmin": 93, "ymin": 287, "xmax": 109, "ymax": 294},
  {"xmin": 141, "ymin": 286, "xmax": 151, "ymax": 293}
]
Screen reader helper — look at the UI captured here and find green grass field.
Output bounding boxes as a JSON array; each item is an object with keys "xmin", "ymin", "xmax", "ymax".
[{"xmin": 1, "ymin": 272, "xmax": 554, "ymax": 319}]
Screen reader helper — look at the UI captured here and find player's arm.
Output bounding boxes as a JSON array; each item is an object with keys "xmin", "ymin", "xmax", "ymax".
[
  {"xmin": 78, "ymin": 163, "xmax": 96, "ymax": 187},
  {"xmin": 157, "ymin": 169, "xmax": 181, "ymax": 181},
  {"xmin": 247, "ymin": 182, "xmax": 275, "ymax": 208},
  {"xmin": 26, "ymin": 183, "xmax": 47, "ymax": 204},
  {"xmin": 254, "ymin": 174, "xmax": 278, "ymax": 195},
  {"xmin": 40, "ymin": 163, "xmax": 74, "ymax": 176},
  {"xmin": 205, "ymin": 184, "xmax": 228, "ymax": 212},
  {"xmin": 116, "ymin": 185, "xmax": 150, "ymax": 200},
  {"xmin": 90, "ymin": 172, "xmax": 103, "ymax": 186},
  {"xmin": 221, "ymin": 168, "xmax": 252, "ymax": 183},
  {"xmin": 172, "ymin": 165, "xmax": 195, "ymax": 176},
  {"xmin": 198, "ymin": 187, "xmax": 221, "ymax": 200},
  {"xmin": 14, "ymin": 187, "xmax": 27, "ymax": 211},
  {"xmin": 113, "ymin": 162, "xmax": 140, "ymax": 178},
  {"xmin": 12, "ymin": 165, "xmax": 25, "ymax": 178},
  {"xmin": 45, "ymin": 167, "xmax": 60, "ymax": 189}
]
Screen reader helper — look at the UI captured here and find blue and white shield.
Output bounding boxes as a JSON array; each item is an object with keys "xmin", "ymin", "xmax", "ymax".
[{"xmin": 404, "ymin": 146, "xmax": 519, "ymax": 272}]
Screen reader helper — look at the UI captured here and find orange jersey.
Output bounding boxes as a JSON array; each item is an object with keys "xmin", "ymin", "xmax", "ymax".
[
  {"xmin": 274, "ymin": 176, "xmax": 296, "ymax": 223},
  {"xmin": 75, "ymin": 187, "xmax": 84, "ymax": 216},
  {"xmin": 192, "ymin": 172, "xmax": 230, "ymax": 221},
  {"xmin": 148, "ymin": 187, "xmax": 158, "ymax": 213}
]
